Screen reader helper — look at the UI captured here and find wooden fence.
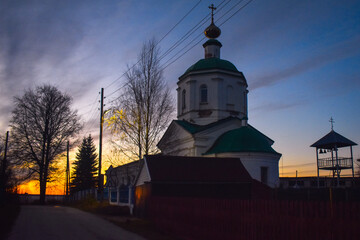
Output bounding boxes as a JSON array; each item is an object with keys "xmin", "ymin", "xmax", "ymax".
[{"xmin": 148, "ymin": 197, "xmax": 360, "ymax": 240}]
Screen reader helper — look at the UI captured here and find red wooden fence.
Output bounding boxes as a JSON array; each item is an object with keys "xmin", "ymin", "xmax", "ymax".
[{"xmin": 148, "ymin": 197, "xmax": 360, "ymax": 240}]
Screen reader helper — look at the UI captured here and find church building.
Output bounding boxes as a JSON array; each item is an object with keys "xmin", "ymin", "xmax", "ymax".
[
  {"xmin": 106, "ymin": 8, "xmax": 282, "ymax": 209},
  {"xmin": 157, "ymin": 10, "xmax": 281, "ymax": 188}
]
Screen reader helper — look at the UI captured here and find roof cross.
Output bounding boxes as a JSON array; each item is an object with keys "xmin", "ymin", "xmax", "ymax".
[
  {"xmin": 209, "ymin": 4, "xmax": 216, "ymax": 24},
  {"xmin": 329, "ymin": 117, "xmax": 335, "ymax": 130}
]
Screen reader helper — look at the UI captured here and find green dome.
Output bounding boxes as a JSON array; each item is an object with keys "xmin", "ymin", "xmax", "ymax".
[
  {"xmin": 180, "ymin": 58, "xmax": 239, "ymax": 78},
  {"xmin": 205, "ymin": 126, "xmax": 280, "ymax": 155}
]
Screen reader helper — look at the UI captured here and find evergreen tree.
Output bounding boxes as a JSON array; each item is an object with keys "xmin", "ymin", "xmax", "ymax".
[{"xmin": 71, "ymin": 135, "xmax": 98, "ymax": 192}]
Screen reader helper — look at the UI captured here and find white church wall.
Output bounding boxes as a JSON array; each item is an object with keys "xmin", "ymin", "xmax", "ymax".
[
  {"xmin": 177, "ymin": 70, "xmax": 247, "ymax": 125},
  {"xmin": 214, "ymin": 152, "xmax": 280, "ymax": 188},
  {"xmin": 158, "ymin": 122, "xmax": 196, "ymax": 156},
  {"xmin": 163, "ymin": 135, "xmax": 195, "ymax": 156}
]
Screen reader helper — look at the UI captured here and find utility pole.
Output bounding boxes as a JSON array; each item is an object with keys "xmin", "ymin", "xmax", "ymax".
[
  {"xmin": 98, "ymin": 88, "xmax": 104, "ymax": 198},
  {"xmin": 65, "ymin": 140, "xmax": 70, "ymax": 197}
]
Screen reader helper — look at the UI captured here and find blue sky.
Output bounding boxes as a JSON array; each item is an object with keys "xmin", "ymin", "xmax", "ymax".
[{"xmin": 1, "ymin": 0, "xmax": 359, "ymax": 177}]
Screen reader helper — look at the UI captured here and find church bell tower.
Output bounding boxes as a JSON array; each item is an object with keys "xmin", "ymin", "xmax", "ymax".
[{"xmin": 177, "ymin": 4, "xmax": 248, "ymax": 125}]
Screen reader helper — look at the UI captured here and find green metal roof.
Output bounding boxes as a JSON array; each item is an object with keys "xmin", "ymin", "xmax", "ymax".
[
  {"xmin": 175, "ymin": 120, "xmax": 201, "ymax": 134},
  {"xmin": 205, "ymin": 126, "xmax": 280, "ymax": 155},
  {"xmin": 180, "ymin": 58, "xmax": 240, "ymax": 79}
]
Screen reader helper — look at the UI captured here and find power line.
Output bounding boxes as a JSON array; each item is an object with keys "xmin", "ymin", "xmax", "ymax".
[
  {"xmin": 105, "ymin": 16, "xmax": 209, "ymax": 101},
  {"xmin": 160, "ymin": 35, "xmax": 205, "ymax": 70},
  {"xmin": 157, "ymin": 0, "xmax": 203, "ymax": 45},
  {"xmin": 81, "ymin": 93, "xmax": 102, "ymax": 136},
  {"xmin": 103, "ymin": 0, "xmax": 203, "ymax": 91},
  {"xmin": 160, "ymin": 0, "xmax": 254, "ymax": 71},
  {"xmin": 104, "ymin": 0, "xmax": 229, "ymax": 100},
  {"xmin": 216, "ymin": 0, "xmax": 245, "ymax": 22},
  {"xmin": 105, "ymin": 0, "xmax": 253, "ymax": 104},
  {"xmin": 77, "ymin": 93, "xmax": 101, "ymax": 117},
  {"xmin": 218, "ymin": 0, "xmax": 254, "ymax": 27},
  {"xmin": 158, "ymin": 0, "xmax": 231, "ymax": 64},
  {"xmin": 78, "ymin": 96, "xmax": 101, "ymax": 136},
  {"xmin": 159, "ymin": 0, "xmax": 243, "ymax": 69},
  {"xmin": 158, "ymin": 13, "xmax": 210, "ymax": 63},
  {"xmin": 84, "ymin": 111, "xmax": 99, "ymax": 135}
]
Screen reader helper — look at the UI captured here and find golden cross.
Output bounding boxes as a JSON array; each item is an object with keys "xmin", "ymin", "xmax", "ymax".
[{"xmin": 209, "ymin": 4, "xmax": 217, "ymax": 23}]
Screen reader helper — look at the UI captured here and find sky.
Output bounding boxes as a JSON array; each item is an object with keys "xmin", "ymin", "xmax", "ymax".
[{"xmin": 1, "ymin": 0, "xmax": 360, "ymax": 193}]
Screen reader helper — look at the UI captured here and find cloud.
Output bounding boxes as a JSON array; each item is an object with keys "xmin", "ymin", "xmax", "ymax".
[
  {"xmin": 0, "ymin": 0, "xmax": 88, "ymax": 127},
  {"xmin": 0, "ymin": 1, "xmax": 85, "ymax": 87},
  {"xmin": 250, "ymin": 101, "xmax": 304, "ymax": 113},
  {"xmin": 250, "ymin": 35, "xmax": 360, "ymax": 90}
]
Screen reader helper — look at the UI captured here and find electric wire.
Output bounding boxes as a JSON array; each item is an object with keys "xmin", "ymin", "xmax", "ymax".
[
  {"xmin": 160, "ymin": 0, "xmax": 254, "ymax": 71},
  {"xmin": 104, "ymin": 0, "xmax": 229, "ymax": 100},
  {"xmin": 218, "ymin": 0, "xmax": 254, "ymax": 27},
  {"xmin": 160, "ymin": 35, "xmax": 205, "ymax": 71},
  {"xmin": 77, "ymin": 92, "xmax": 101, "ymax": 117},
  {"xmin": 158, "ymin": 13, "xmax": 210, "ymax": 63},
  {"xmin": 84, "ymin": 106, "xmax": 100, "ymax": 135},
  {"xmin": 78, "ymin": 94, "xmax": 101, "ymax": 136},
  {"xmin": 157, "ymin": 0, "xmax": 203, "ymax": 46},
  {"xmin": 216, "ymin": 0, "xmax": 245, "ymax": 22},
  {"xmin": 158, "ymin": 0, "xmax": 231, "ymax": 64},
  {"xmin": 106, "ymin": 0, "xmax": 253, "ymax": 105},
  {"xmin": 103, "ymin": 0, "xmax": 203, "ymax": 91},
  {"xmin": 79, "ymin": 93, "xmax": 102, "ymax": 136}
]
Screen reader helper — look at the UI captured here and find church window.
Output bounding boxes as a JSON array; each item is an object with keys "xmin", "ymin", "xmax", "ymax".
[
  {"xmin": 226, "ymin": 85, "xmax": 234, "ymax": 104},
  {"xmin": 200, "ymin": 84, "xmax": 207, "ymax": 103},
  {"xmin": 182, "ymin": 89, "xmax": 186, "ymax": 109}
]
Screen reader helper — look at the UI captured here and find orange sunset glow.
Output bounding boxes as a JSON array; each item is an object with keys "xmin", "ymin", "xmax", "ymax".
[{"xmin": 18, "ymin": 180, "xmax": 64, "ymax": 195}]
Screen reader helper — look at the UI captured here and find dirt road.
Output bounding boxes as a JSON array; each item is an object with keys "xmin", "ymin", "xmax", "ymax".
[{"xmin": 7, "ymin": 205, "xmax": 146, "ymax": 240}]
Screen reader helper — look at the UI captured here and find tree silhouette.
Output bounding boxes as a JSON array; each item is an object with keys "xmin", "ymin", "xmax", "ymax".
[
  {"xmin": 10, "ymin": 85, "xmax": 81, "ymax": 204},
  {"xmin": 0, "ymin": 132, "xmax": 16, "ymax": 204},
  {"xmin": 107, "ymin": 39, "xmax": 174, "ymax": 161},
  {"xmin": 71, "ymin": 135, "xmax": 98, "ymax": 192}
]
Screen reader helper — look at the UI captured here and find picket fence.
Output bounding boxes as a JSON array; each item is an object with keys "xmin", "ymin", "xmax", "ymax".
[{"xmin": 148, "ymin": 197, "xmax": 360, "ymax": 240}]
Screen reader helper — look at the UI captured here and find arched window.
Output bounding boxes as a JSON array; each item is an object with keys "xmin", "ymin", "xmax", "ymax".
[
  {"xmin": 182, "ymin": 89, "xmax": 186, "ymax": 109},
  {"xmin": 226, "ymin": 85, "xmax": 234, "ymax": 104},
  {"xmin": 200, "ymin": 84, "xmax": 207, "ymax": 103}
]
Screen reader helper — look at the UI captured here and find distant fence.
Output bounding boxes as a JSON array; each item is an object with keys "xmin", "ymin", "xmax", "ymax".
[
  {"xmin": 70, "ymin": 189, "xmax": 97, "ymax": 201},
  {"xmin": 70, "ymin": 188, "xmax": 108, "ymax": 201},
  {"xmin": 18, "ymin": 194, "xmax": 64, "ymax": 204},
  {"xmin": 148, "ymin": 197, "xmax": 360, "ymax": 240}
]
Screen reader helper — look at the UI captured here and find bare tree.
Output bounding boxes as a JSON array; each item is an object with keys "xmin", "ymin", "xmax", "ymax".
[
  {"xmin": 107, "ymin": 39, "xmax": 174, "ymax": 161},
  {"xmin": 10, "ymin": 85, "xmax": 81, "ymax": 204},
  {"xmin": 105, "ymin": 140, "xmax": 133, "ymax": 167}
]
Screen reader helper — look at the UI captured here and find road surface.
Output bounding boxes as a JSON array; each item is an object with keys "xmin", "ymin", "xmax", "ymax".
[{"xmin": 7, "ymin": 205, "xmax": 146, "ymax": 240}]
